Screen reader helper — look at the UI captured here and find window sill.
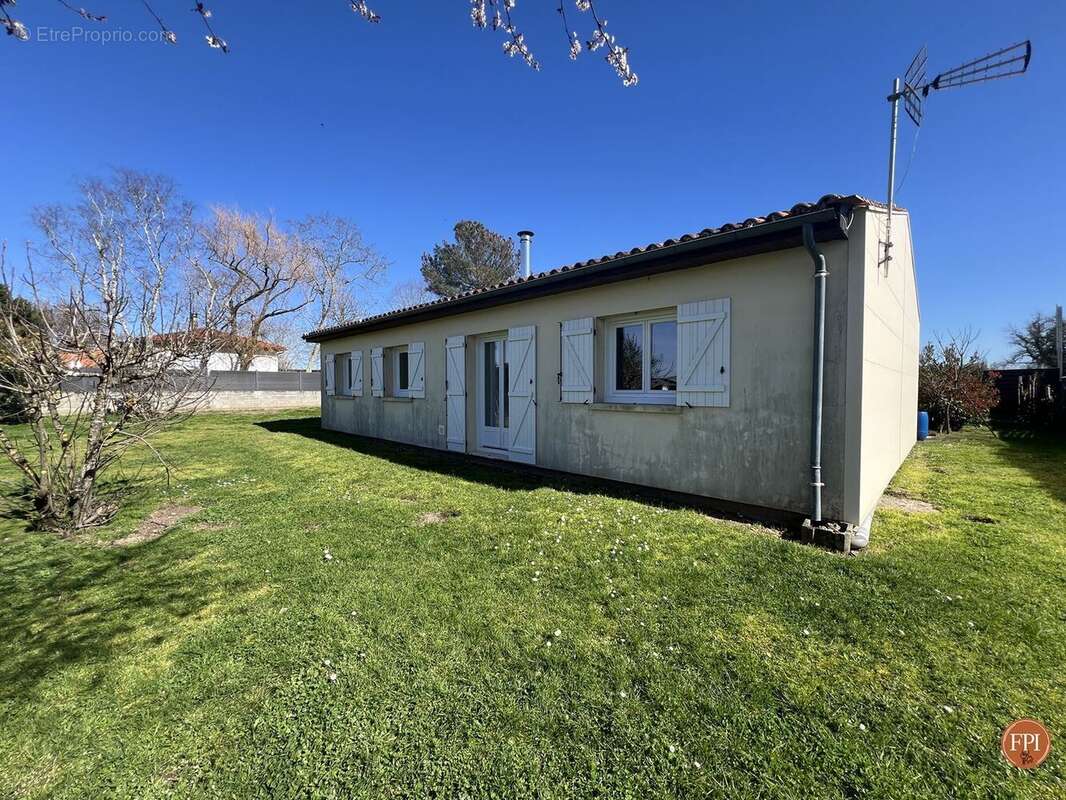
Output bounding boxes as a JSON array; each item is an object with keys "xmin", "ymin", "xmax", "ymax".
[
  {"xmin": 384, "ymin": 396, "xmax": 413, "ymax": 403},
  {"xmin": 333, "ymin": 394, "xmax": 356, "ymax": 400},
  {"xmin": 590, "ymin": 402, "xmax": 681, "ymax": 415}
]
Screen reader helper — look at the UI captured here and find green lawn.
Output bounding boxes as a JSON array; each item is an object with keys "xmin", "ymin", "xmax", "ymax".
[{"xmin": 1, "ymin": 412, "xmax": 1063, "ymax": 799}]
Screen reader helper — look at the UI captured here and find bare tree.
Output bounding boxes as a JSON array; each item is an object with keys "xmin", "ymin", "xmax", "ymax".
[
  {"xmin": 295, "ymin": 215, "xmax": 387, "ymax": 371},
  {"xmin": 196, "ymin": 208, "xmax": 314, "ymax": 371},
  {"xmin": 387, "ymin": 280, "xmax": 435, "ymax": 312},
  {"xmin": 1007, "ymin": 312, "xmax": 1058, "ymax": 367},
  {"xmin": 0, "ymin": 170, "xmax": 222, "ymax": 531},
  {"xmin": 3, "ymin": 2, "xmax": 637, "ymax": 86}
]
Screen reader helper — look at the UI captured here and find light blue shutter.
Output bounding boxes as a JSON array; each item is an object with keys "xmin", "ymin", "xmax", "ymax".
[
  {"xmin": 408, "ymin": 342, "xmax": 425, "ymax": 399},
  {"xmin": 507, "ymin": 325, "xmax": 536, "ymax": 464},
  {"xmin": 445, "ymin": 336, "xmax": 466, "ymax": 451},
  {"xmin": 350, "ymin": 350, "xmax": 363, "ymax": 397},
  {"xmin": 561, "ymin": 318, "xmax": 594, "ymax": 404},
  {"xmin": 676, "ymin": 298, "xmax": 730, "ymax": 408},
  {"xmin": 324, "ymin": 352, "xmax": 335, "ymax": 396},
  {"xmin": 370, "ymin": 347, "xmax": 384, "ymax": 397}
]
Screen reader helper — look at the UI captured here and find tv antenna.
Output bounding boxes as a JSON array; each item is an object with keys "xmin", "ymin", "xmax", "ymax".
[{"xmin": 882, "ymin": 40, "xmax": 1032, "ymax": 272}]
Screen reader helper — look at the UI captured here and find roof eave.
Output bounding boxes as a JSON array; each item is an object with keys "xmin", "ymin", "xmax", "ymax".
[{"xmin": 304, "ymin": 205, "xmax": 849, "ymax": 343}]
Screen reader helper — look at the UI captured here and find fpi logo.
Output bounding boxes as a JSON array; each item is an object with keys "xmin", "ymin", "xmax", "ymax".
[{"xmin": 1001, "ymin": 719, "xmax": 1052, "ymax": 769}]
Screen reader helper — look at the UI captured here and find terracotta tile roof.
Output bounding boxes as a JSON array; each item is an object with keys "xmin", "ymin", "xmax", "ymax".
[
  {"xmin": 152, "ymin": 328, "xmax": 286, "ymax": 354},
  {"xmin": 305, "ymin": 193, "xmax": 884, "ymax": 342}
]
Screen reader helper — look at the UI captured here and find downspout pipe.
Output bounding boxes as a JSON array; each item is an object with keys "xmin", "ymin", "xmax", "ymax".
[{"xmin": 802, "ymin": 223, "xmax": 827, "ymax": 524}]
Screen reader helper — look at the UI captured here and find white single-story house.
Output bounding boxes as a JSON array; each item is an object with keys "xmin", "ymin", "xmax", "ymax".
[
  {"xmin": 153, "ymin": 329, "xmax": 286, "ymax": 372},
  {"xmin": 305, "ymin": 194, "xmax": 919, "ymax": 549}
]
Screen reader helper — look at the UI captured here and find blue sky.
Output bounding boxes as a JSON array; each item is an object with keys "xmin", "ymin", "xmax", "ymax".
[{"xmin": 3, "ymin": 1, "xmax": 1064, "ymax": 361}]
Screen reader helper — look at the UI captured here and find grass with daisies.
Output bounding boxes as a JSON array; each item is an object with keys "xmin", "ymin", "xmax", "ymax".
[{"xmin": 0, "ymin": 411, "xmax": 1063, "ymax": 798}]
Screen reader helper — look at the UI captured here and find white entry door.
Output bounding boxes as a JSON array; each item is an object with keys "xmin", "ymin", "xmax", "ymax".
[{"xmin": 476, "ymin": 334, "xmax": 509, "ymax": 452}]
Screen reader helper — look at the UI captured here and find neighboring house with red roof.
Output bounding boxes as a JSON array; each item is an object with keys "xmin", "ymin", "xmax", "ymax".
[
  {"xmin": 305, "ymin": 194, "xmax": 920, "ymax": 551},
  {"xmin": 152, "ymin": 329, "xmax": 286, "ymax": 372},
  {"xmin": 59, "ymin": 350, "xmax": 104, "ymax": 372}
]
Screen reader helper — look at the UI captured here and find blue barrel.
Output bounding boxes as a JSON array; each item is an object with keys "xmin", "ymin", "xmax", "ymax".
[{"xmin": 917, "ymin": 411, "xmax": 929, "ymax": 441}]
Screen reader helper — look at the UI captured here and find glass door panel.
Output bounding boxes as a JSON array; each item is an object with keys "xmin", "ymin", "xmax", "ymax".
[{"xmin": 477, "ymin": 337, "xmax": 509, "ymax": 451}]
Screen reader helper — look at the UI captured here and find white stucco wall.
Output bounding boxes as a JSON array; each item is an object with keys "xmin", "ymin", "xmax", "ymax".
[
  {"xmin": 319, "ymin": 234, "xmax": 860, "ymax": 522},
  {"xmin": 206, "ymin": 352, "xmax": 280, "ymax": 372},
  {"xmin": 843, "ymin": 207, "xmax": 921, "ymax": 524},
  {"xmin": 317, "ymin": 206, "xmax": 918, "ymax": 526}
]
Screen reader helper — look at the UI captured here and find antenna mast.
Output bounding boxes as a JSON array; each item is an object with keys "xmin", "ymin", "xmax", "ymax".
[{"xmin": 882, "ymin": 40, "xmax": 1032, "ymax": 273}]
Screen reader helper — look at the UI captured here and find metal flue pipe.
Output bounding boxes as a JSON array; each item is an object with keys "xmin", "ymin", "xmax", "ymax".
[
  {"xmin": 518, "ymin": 230, "xmax": 534, "ymax": 278},
  {"xmin": 802, "ymin": 223, "xmax": 828, "ymax": 524}
]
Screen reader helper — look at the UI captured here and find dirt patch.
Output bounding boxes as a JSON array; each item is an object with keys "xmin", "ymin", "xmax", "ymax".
[
  {"xmin": 416, "ymin": 510, "xmax": 460, "ymax": 525},
  {"xmin": 193, "ymin": 521, "xmax": 232, "ymax": 532},
  {"xmin": 111, "ymin": 504, "xmax": 202, "ymax": 547},
  {"xmin": 879, "ymin": 494, "xmax": 938, "ymax": 514}
]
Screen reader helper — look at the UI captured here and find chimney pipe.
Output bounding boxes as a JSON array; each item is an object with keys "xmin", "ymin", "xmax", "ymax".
[{"xmin": 518, "ymin": 230, "xmax": 534, "ymax": 278}]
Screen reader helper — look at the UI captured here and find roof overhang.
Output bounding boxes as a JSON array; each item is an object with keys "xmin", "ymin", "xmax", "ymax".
[{"xmin": 304, "ymin": 205, "xmax": 851, "ymax": 343}]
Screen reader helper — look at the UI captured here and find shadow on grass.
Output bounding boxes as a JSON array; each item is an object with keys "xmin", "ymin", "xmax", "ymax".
[
  {"xmin": 255, "ymin": 416, "xmax": 799, "ymax": 528},
  {"xmin": 990, "ymin": 426, "xmax": 1066, "ymax": 506},
  {"xmin": 0, "ymin": 529, "xmax": 226, "ymax": 703}
]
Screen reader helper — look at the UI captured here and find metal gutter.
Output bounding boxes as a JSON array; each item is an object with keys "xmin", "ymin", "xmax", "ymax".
[{"xmin": 305, "ymin": 206, "xmax": 850, "ymax": 342}]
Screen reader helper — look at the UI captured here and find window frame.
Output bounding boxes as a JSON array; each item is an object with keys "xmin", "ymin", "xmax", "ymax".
[
  {"xmin": 392, "ymin": 346, "xmax": 410, "ymax": 398},
  {"xmin": 604, "ymin": 311, "xmax": 678, "ymax": 405},
  {"xmin": 335, "ymin": 352, "xmax": 350, "ymax": 397}
]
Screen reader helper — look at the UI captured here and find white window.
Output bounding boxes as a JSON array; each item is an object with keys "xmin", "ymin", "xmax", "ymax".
[
  {"xmin": 604, "ymin": 312, "xmax": 678, "ymax": 405},
  {"xmin": 334, "ymin": 353, "xmax": 349, "ymax": 396},
  {"xmin": 392, "ymin": 346, "xmax": 410, "ymax": 397}
]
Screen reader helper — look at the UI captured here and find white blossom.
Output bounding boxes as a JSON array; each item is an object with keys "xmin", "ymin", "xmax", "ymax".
[
  {"xmin": 350, "ymin": 0, "xmax": 380, "ymax": 24},
  {"xmin": 60, "ymin": 4, "xmax": 107, "ymax": 23},
  {"xmin": 4, "ymin": 18, "xmax": 29, "ymax": 41},
  {"xmin": 470, "ymin": 0, "xmax": 487, "ymax": 29},
  {"xmin": 502, "ymin": 27, "xmax": 540, "ymax": 71}
]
